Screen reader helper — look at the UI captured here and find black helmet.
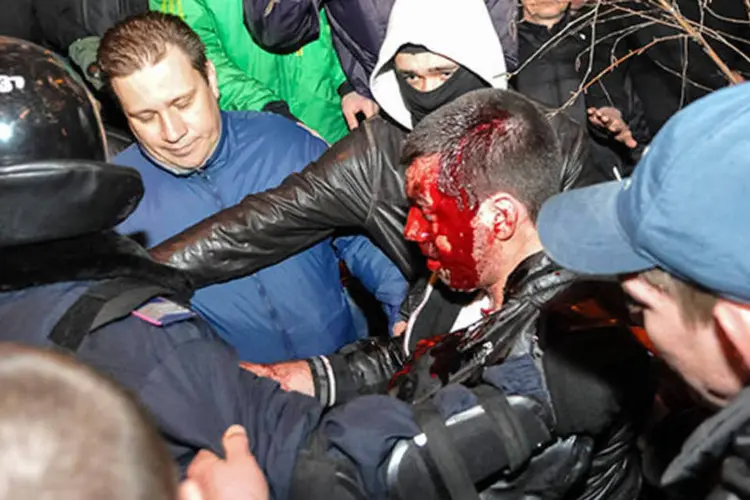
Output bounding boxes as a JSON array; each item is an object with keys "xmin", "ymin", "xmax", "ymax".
[{"xmin": 0, "ymin": 36, "xmax": 143, "ymax": 247}]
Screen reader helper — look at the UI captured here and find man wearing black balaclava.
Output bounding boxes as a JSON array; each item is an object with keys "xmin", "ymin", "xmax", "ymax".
[
  {"xmin": 392, "ymin": 45, "xmax": 492, "ymax": 126},
  {"xmin": 149, "ymin": 0, "xmax": 597, "ymax": 289}
]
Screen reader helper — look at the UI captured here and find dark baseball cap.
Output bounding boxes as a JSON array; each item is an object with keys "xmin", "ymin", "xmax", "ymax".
[{"xmin": 538, "ymin": 83, "xmax": 750, "ymax": 304}]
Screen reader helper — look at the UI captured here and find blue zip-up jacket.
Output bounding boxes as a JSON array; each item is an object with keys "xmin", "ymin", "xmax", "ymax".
[{"xmin": 115, "ymin": 111, "xmax": 406, "ymax": 363}]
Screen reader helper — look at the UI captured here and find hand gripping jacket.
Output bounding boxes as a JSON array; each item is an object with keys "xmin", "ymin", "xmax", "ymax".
[{"xmin": 296, "ymin": 253, "xmax": 653, "ymax": 500}]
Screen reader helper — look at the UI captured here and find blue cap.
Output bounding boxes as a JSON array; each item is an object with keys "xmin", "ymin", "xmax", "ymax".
[{"xmin": 538, "ymin": 83, "xmax": 750, "ymax": 304}]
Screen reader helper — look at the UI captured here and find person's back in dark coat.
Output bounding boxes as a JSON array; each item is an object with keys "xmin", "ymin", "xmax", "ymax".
[{"xmin": 594, "ymin": 0, "xmax": 750, "ymax": 133}]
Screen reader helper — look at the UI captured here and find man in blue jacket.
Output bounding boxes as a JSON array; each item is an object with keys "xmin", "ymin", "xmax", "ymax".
[{"xmin": 99, "ymin": 13, "xmax": 406, "ymax": 363}]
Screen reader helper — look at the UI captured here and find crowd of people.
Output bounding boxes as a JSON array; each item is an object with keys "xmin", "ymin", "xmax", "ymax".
[{"xmin": 1, "ymin": 0, "xmax": 749, "ymax": 499}]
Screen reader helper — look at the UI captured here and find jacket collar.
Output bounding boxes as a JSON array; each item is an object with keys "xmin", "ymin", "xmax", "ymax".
[
  {"xmin": 138, "ymin": 111, "xmax": 229, "ymax": 176},
  {"xmin": 661, "ymin": 388, "xmax": 750, "ymax": 494},
  {"xmin": 504, "ymin": 251, "xmax": 636, "ymax": 334},
  {"xmin": 504, "ymin": 251, "xmax": 575, "ymax": 300}
]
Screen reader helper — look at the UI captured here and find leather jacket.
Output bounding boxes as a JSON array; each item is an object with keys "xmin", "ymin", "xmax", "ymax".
[
  {"xmin": 149, "ymin": 107, "xmax": 599, "ymax": 284},
  {"xmin": 308, "ymin": 252, "xmax": 652, "ymax": 499},
  {"xmin": 660, "ymin": 387, "xmax": 750, "ymax": 500}
]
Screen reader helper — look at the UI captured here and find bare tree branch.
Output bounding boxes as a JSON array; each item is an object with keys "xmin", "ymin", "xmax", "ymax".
[
  {"xmin": 514, "ymin": 0, "xmax": 749, "ymax": 117},
  {"xmin": 652, "ymin": 0, "xmax": 742, "ymax": 83},
  {"xmin": 552, "ymin": 33, "xmax": 690, "ymax": 115}
]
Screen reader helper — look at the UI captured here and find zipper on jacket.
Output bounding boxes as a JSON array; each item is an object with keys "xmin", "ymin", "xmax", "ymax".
[
  {"xmin": 252, "ymin": 278, "xmax": 296, "ymax": 358},
  {"xmin": 192, "ymin": 169, "xmax": 296, "ymax": 356},
  {"xmin": 195, "ymin": 170, "xmax": 227, "ymax": 211}
]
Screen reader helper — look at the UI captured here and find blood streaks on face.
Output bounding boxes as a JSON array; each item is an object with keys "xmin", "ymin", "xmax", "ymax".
[{"xmin": 405, "ymin": 156, "xmax": 481, "ymax": 290}]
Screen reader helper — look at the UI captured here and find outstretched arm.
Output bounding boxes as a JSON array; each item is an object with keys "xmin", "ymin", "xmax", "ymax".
[{"xmin": 149, "ymin": 120, "xmax": 413, "ymax": 286}]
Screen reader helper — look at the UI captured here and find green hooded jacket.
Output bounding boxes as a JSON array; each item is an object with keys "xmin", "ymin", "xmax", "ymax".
[{"xmin": 154, "ymin": 0, "xmax": 349, "ymax": 143}]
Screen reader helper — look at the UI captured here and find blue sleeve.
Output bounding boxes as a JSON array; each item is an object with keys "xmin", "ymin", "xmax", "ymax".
[
  {"xmin": 111, "ymin": 146, "xmax": 146, "ymax": 240},
  {"xmin": 283, "ymin": 118, "xmax": 330, "ymax": 173},
  {"xmin": 137, "ymin": 321, "xmax": 323, "ymax": 500},
  {"xmin": 333, "ymin": 235, "xmax": 408, "ymax": 330}
]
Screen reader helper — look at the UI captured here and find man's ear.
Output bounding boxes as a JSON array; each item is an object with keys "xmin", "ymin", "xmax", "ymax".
[
  {"xmin": 206, "ymin": 60, "xmax": 219, "ymax": 100},
  {"xmin": 481, "ymin": 193, "xmax": 518, "ymax": 241},
  {"xmin": 714, "ymin": 300, "xmax": 750, "ymax": 376}
]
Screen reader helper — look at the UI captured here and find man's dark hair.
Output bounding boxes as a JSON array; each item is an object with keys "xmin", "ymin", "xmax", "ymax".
[{"xmin": 402, "ymin": 89, "xmax": 560, "ymax": 220}]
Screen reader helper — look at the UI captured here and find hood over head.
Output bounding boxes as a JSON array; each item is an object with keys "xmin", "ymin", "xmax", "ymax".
[{"xmin": 370, "ymin": 0, "xmax": 509, "ymax": 130}]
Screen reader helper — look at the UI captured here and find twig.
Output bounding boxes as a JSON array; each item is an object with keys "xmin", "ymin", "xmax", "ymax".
[
  {"xmin": 652, "ymin": 0, "xmax": 742, "ymax": 83},
  {"xmin": 552, "ymin": 33, "xmax": 690, "ymax": 115},
  {"xmin": 650, "ymin": 58, "xmax": 714, "ymax": 92}
]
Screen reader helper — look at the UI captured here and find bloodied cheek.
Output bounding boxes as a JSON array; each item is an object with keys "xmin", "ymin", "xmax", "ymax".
[
  {"xmin": 427, "ymin": 182, "xmax": 481, "ymax": 290},
  {"xmin": 405, "ymin": 158, "xmax": 481, "ymax": 290}
]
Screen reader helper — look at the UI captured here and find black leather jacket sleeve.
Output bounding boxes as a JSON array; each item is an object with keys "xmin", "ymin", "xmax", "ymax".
[
  {"xmin": 149, "ymin": 117, "xmax": 410, "ymax": 287},
  {"xmin": 308, "ymin": 336, "xmax": 406, "ymax": 407},
  {"xmin": 547, "ymin": 108, "xmax": 601, "ymax": 189},
  {"xmin": 150, "ymin": 106, "xmax": 590, "ymax": 289}
]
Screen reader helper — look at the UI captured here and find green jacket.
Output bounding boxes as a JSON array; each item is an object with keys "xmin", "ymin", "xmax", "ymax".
[{"xmin": 154, "ymin": 0, "xmax": 349, "ymax": 143}]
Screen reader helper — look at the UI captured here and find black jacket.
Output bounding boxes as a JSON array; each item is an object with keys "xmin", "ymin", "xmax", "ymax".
[
  {"xmin": 1, "ymin": 0, "xmax": 40, "ymax": 43},
  {"xmin": 660, "ymin": 388, "xmax": 750, "ymax": 500},
  {"xmin": 33, "ymin": 0, "xmax": 147, "ymax": 53},
  {"xmin": 150, "ymin": 107, "xmax": 597, "ymax": 283},
  {"xmin": 593, "ymin": 0, "xmax": 750, "ymax": 134},
  {"xmin": 514, "ymin": 9, "xmax": 651, "ymax": 176},
  {"xmin": 307, "ymin": 252, "xmax": 652, "ymax": 499}
]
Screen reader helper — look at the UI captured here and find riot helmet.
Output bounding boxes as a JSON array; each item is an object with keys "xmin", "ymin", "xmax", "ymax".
[{"xmin": 0, "ymin": 36, "xmax": 143, "ymax": 247}]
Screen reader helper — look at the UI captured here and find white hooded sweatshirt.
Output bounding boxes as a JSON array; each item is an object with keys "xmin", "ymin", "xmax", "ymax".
[{"xmin": 369, "ymin": 0, "xmax": 509, "ymax": 130}]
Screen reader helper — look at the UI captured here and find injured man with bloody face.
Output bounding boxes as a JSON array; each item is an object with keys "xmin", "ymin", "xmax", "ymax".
[
  {"xmin": 247, "ymin": 89, "xmax": 653, "ymax": 500},
  {"xmin": 403, "ymin": 143, "xmax": 529, "ymax": 301}
]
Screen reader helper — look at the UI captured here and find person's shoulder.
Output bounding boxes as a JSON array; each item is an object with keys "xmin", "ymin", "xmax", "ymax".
[
  {"xmin": 112, "ymin": 142, "xmax": 145, "ymax": 165},
  {"xmin": 227, "ymin": 109, "xmax": 297, "ymax": 132},
  {"xmin": 357, "ymin": 115, "xmax": 407, "ymax": 154},
  {"xmin": 102, "ymin": 297, "xmax": 220, "ymax": 348},
  {"xmin": 111, "ymin": 143, "xmax": 157, "ymax": 178},
  {"xmin": 228, "ymin": 110, "xmax": 323, "ymax": 141},
  {"xmin": 227, "ymin": 111, "xmax": 328, "ymax": 164}
]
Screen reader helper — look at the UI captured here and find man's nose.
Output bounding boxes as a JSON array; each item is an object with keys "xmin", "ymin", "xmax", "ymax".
[
  {"xmin": 423, "ymin": 77, "xmax": 444, "ymax": 93},
  {"xmin": 404, "ymin": 207, "xmax": 430, "ymax": 242},
  {"xmin": 160, "ymin": 111, "xmax": 188, "ymax": 143}
]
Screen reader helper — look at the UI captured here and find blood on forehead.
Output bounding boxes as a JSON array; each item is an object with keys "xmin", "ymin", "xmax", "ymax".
[
  {"xmin": 405, "ymin": 155, "xmax": 440, "ymax": 202},
  {"xmin": 439, "ymin": 114, "xmax": 511, "ymax": 210},
  {"xmin": 407, "ymin": 154, "xmax": 475, "ymax": 212}
]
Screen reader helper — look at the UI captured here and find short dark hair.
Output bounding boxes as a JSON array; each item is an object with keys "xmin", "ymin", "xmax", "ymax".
[
  {"xmin": 98, "ymin": 12, "xmax": 208, "ymax": 81},
  {"xmin": 0, "ymin": 345, "xmax": 176, "ymax": 500},
  {"xmin": 402, "ymin": 89, "xmax": 560, "ymax": 220}
]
